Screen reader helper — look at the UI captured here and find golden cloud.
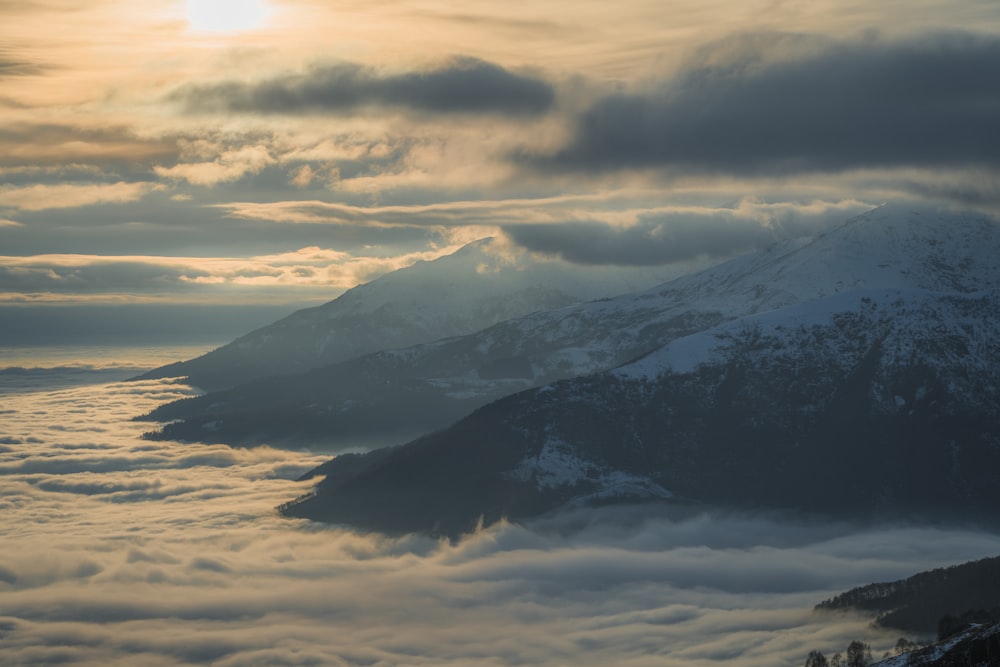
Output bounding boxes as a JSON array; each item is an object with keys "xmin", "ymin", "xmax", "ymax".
[{"xmin": 0, "ymin": 182, "xmax": 155, "ymax": 211}]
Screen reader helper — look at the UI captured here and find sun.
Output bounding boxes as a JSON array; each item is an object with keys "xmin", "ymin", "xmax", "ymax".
[{"xmin": 186, "ymin": 0, "xmax": 268, "ymax": 33}]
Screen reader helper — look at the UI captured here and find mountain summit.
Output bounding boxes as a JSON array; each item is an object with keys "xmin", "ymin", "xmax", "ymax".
[
  {"xmin": 279, "ymin": 204, "xmax": 1000, "ymax": 535},
  {"xmin": 137, "ymin": 238, "xmax": 673, "ymax": 391},
  {"xmin": 142, "ymin": 204, "xmax": 1000, "ymax": 451}
]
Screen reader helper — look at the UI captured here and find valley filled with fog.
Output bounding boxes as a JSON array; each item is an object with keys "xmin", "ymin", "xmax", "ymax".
[{"xmin": 2, "ymin": 355, "xmax": 999, "ymax": 666}]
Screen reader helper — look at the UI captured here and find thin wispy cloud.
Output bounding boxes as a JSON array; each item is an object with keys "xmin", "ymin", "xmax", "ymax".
[
  {"xmin": 0, "ymin": 123, "xmax": 177, "ymax": 167},
  {"xmin": 0, "ymin": 182, "xmax": 156, "ymax": 211},
  {"xmin": 0, "ymin": 245, "xmax": 463, "ymax": 304},
  {"xmin": 0, "ymin": 49, "xmax": 46, "ymax": 78},
  {"xmin": 215, "ymin": 197, "xmax": 874, "ymax": 266}
]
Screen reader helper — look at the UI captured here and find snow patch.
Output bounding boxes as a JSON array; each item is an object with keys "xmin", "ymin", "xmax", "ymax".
[
  {"xmin": 508, "ymin": 436, "xmax": 592, "ymax": 489},
  {"xmin": 507, "ymin": 437, "xmax": 673, "ymax": 501}
]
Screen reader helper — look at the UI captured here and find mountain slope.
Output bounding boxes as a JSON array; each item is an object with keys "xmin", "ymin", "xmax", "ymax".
[
  {"xmin": 874, "ymin": 623, "xmax": 1000, "ymax": 667},
  {"xmin": 813, "ymin": 555, "xmax": 1000, "ymax": 667},
  {"xmin": 137, "ymin": 238, "xmax": 674, "ymax": 391},
  {"xmin": 818, "ymin": 555, "xmax": 1000, "ymax": 636},
  {"xmin": 281, "ymin": 285, "xmax": 1000, "ymax": 536},
  {"xmin": 143, "ymin": 204, "xmax": 1000, "ymax": 449}
]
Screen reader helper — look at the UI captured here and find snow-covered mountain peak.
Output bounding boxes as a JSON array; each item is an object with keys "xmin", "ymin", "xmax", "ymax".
[
  {"xmin": 144, "ymin": 203, "xmax": 1000, "ymax": 452},
  {"xmin": 616, "ymin": 286, "xmax": 1000, "ymax": 397},
  {"xmin": 138, "ymin": 237, "xmax": 680, "ymax": 390},
  {"xmin": 805, "ymin": 202, "xmax": 1000, "ymax": 291},
  {"xmin": 632, "ymin": 202, "xmax": 1000, "ymax": 317}
]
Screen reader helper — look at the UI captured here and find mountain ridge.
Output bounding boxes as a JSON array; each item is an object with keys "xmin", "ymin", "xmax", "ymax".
[
  {"xmin": 136, "ymin": 237, "xmax": 677, "ymax": 391},
  {"xmin": 818, "ymin": 554, "xmax": 1000, "ymax": 636},
  {"xmin": 140, "ymin": 204, "xmax": 1000, "ymax": 452},
  {"xmin": 275, "ymin": 204, "xmax": 1000, "ymax": 535},
  {"xmin": 283, "ymin": 285, "xmax": 1000, "ymax": 535}
]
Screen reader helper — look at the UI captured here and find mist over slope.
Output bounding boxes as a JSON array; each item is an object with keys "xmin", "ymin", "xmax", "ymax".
[
  {"xmin": 137, "ymin": 238, "xmax": 676, "ymax": 392},
  {"xmin": 143, "ymin": 204, "xmax": 1000, "ymax": 451}
]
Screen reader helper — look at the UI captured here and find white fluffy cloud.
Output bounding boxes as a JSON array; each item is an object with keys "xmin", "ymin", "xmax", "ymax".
[{"xmin": 154, "ymin": 146, "xmax": 276, "ymax": 186}]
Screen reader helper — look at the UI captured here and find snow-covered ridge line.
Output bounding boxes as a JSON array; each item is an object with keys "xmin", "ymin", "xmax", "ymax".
[
  {"xmin": 617, "ymin": 287, "xmax": 1000, "ymax": 380},
  {"xmin": 148, "ymin": 203, "xmax": 1000, "ymax": 452},
  {"xmin": 281, "ymin": 205, "xmax": 1000, "ymax": 534}
]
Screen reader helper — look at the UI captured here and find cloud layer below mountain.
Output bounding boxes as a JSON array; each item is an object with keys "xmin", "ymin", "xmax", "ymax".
[{"xmin": 2, "ymin": 365, "xmax": 999, "ymax": 666}]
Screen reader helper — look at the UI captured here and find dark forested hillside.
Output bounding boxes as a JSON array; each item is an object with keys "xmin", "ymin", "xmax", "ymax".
[{"xmin": 818, "ymin": 556, "xmax": 1000, "ymax": 636}]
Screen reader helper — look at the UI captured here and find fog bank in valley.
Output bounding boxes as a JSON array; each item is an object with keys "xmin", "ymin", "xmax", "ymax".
[{"xmin": 2, "ymin": 368, "xmax": 999, "ymax": 666}]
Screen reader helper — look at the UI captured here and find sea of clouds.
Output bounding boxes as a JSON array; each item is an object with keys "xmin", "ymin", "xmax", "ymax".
[{"xmin": 2, "ymin": 354, "xmax": 1000, "ymax": 666}]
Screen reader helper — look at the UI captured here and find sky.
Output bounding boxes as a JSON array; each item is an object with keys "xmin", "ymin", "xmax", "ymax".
[
  {"xmin": 1, "ymin": 0, "xmax": 999, "ymax": 341},
  {"xmin": 4, "ymin": 365, "xmax": 1000, "ymax": 666}
]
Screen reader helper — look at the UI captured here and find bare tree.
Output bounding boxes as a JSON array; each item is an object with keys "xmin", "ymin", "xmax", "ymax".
[
  {"xmin": 846, "ymin": 640, "xmax": 872, "ymax": 667},
  {"xmin": 804, "ymin": 649, "xmax": 829, "ymax": 667}
]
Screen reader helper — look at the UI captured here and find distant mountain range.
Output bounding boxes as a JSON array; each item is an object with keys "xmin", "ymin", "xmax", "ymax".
[
  {"xmin": 273, "ymin": 204, "xmax": 1000, "ymax": 534},
  {"xmin": 139, "ymin": 204, "xmax": 1000, "ymax": 453},
  {"xmin": 136, "ymin": 238, "xmax": 676, "ymax": 392},
  {"xmin": 136, "ymin": 203, "xmax": 1000, "ymax": 535}
]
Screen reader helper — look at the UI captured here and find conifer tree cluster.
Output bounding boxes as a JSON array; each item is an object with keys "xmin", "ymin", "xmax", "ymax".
[{"xmin": 804, "ymin": 640, "xmax": 874, "ymax": 667}]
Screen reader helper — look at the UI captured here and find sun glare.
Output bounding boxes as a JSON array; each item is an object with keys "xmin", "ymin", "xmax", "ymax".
[{"xmin": 186, "ymin": 0, "xmax": 267, "ymax": 33}]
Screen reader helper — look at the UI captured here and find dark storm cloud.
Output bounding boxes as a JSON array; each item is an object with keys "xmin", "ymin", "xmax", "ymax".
[
  {"xmin": 176, "ymin": 57, "xmax": 554, "ymax": 116},
  {"xmin": 506, "ymin": 217, "xmax": 765, "ymax": 265},
  {"xmin": 533, "ymin": 31, "xmax": 1000, "ymax": 175},
  {"xmin": 504, "ymin": 202, "xmax": 868, "ymax": 266}
]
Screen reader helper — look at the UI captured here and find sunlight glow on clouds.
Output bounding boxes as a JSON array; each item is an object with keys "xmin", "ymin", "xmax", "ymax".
[
  {"xmin": 0, "ymin": 182, "xmax": 155, "ymax": 211},
  {"xmin": 0, "ymin": 245, "xmax": 464, "ymax": 304},
  {"xmin": 154, "ymin": 146, "xmax": 275, "ymax": 186},
  {"xmin": 186, "ymin": 0, "xmax": 269, "ymax": 33},
  {"xmin": 1, "ymin": 0, "xmax": 998, "ymax": 304},
  {"xmin": 1, "ymin": 1, "xmax": 998, "ymax": 661}
]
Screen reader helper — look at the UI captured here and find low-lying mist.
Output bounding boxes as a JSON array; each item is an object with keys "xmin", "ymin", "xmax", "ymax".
[{"xmin": 1, "ymin": 369, "xmax": 998, "ymax": 666}]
